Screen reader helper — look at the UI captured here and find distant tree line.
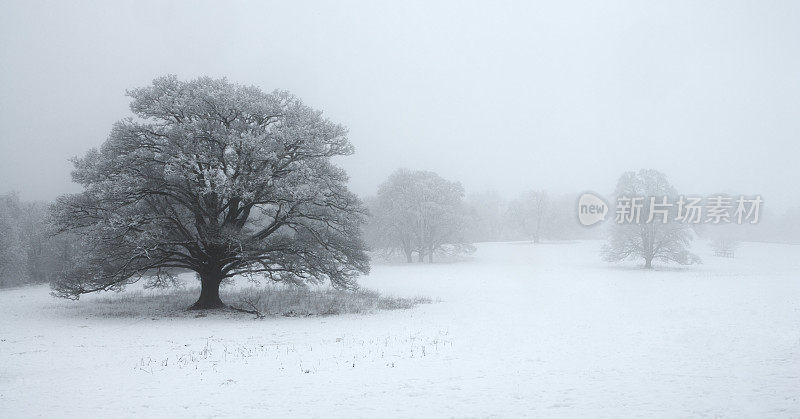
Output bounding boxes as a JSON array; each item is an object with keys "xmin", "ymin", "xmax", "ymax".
[
  {"xmin": 364, "ymin": 167, "xmax": 800, "ymax": 267},
  {"xmin": 0, "ymin": 193, "xmax": 77, "ymax": 287},
  {"xmin": 464, "ymin": 189, "xmax": 599, "ymax": 244},
  {"xmin": 363, "ymin": 169, "xmax": 602, "ymax": 263},
  {"xmin": 4, "ymin": 164, "xmax": 800, "ymax": 287}
]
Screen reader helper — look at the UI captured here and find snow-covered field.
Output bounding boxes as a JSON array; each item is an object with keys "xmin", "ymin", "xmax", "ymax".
[{"xmin": 1, "ymin": 240, "xmax": 798, "ymax": 417}]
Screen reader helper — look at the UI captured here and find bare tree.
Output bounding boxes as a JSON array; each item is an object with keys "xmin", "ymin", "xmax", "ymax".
[
  {"xmin": 51, "ymin": 75, "xmax": 370, "ymax": 309},
  {"xmin": 506, "ymin": 190, "xmax": 549, "ymax": 243},
  {"xmin": 601, "ymin": 170, "xmax": 700, "ymax": 269}
]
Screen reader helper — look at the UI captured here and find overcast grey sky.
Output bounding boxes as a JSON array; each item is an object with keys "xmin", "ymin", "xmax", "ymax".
[{"xmin": 1, "ymin": 0, "xmax": 799, "ymax": 209}]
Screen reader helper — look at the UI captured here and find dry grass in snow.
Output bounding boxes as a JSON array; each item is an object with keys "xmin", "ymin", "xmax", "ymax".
[{"xmin": 63, "ymin": 283, "xmax": 432, "ymax": 318}]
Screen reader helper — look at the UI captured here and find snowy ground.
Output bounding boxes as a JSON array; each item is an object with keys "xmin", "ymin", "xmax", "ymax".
[{"xmin": 1, "ymin": 241, "xmax": 798, "ymax": 417}]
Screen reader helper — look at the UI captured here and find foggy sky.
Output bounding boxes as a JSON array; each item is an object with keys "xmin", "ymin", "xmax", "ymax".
[{"xmin": 1, "ymin": 0, "xmax": 799, "ymax": 209}]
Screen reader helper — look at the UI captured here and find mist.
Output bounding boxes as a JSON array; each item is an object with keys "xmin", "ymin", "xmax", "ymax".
[
  {"xmin": 2, "ymin": 0, "xmax": 799, "ymax": 210},
  {"xmin": 4, "ymin": 2, "xmax": 800, "ymax": 417}
]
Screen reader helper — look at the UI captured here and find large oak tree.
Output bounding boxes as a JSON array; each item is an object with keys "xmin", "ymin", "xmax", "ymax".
[{"xmin": 52, "ymin": 75, "xmax": 369, "ymax": 308}]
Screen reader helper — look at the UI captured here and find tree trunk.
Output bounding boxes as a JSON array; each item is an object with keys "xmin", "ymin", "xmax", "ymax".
[
  {"xmin": 190, "ymin": 270, "xmax": 225, "ymax": 309},
  {"xmin": 418, "ymin": 250, "xmax": 424, "ymax": 262},
  {"xmin": 402, "ymin": 245, "xmax": 413, "ymax": 263},
  {"xmin": 644, "ymin": 258, "xmax": 653, "ymax": 269}
]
